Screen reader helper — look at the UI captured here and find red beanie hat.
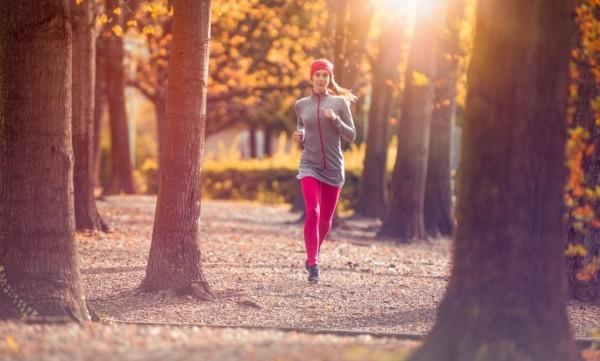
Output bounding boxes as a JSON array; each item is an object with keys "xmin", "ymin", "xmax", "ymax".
[{"xmin": 310, "ymin": 58, "xmax": 334, "ymax": 79}]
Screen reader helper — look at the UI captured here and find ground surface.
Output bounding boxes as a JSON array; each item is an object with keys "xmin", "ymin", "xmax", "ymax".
[{"xmin": 0, "ymin": 195, "xmax": 599, "ymax": 360}]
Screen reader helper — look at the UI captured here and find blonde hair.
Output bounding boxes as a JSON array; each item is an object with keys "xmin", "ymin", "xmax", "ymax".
[{"xmin": 329, "ymin": 78, "xmax": 358, "ymax": 104}]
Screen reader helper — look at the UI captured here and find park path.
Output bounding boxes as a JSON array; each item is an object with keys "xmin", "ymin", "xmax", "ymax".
[
  {"xmin": 80, "ymin": 196, "xmax": 599, "ymax": 338},
  {"xmin": 1, "ymin": 195, "xmax": 599, "ymax": 360}
]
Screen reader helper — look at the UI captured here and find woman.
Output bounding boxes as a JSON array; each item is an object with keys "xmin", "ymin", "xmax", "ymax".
[{"xmin": 292, "ymin": 58, "xmax": 357, "ymax": 282}]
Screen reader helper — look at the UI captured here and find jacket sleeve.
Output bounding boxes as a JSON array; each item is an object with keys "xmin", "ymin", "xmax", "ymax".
[
  {"xmin": 331, "ymin": 98, "xmax": 356, "ymax": 142},
  {"xmin": 295, "ymin": 101, "xmax": 305, "ymax": 142}
]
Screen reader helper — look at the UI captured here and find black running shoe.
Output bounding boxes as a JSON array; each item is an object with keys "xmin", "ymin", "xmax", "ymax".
[
  {"xmin": 308, "ymin": 264, "xmax": 319, "ymax": 282},
  {"xmin": 305, "ymin": 260, "xmax": 309, "ymax": 271}
]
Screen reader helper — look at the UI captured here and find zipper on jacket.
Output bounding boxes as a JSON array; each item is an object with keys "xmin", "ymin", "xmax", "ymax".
[{"xmin": 316, "ymin": 94, "xmax": 327, "ymax": 169}]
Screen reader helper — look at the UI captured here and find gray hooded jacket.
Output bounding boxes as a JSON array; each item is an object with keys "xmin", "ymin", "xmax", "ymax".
[{"xmin": 295, "ymin": 92, "xmax": 356, "ymax": 187}]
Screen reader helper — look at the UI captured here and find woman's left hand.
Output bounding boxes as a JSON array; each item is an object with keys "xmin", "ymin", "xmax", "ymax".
[{"xmin": 323, "ymin": 108, "xmax": 337, "ymax": 123}]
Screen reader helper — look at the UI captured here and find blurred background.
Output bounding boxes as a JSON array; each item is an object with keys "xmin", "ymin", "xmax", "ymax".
[{"xmin": 94, "ymin": 0, "xmax": 475, "ymax": 214}]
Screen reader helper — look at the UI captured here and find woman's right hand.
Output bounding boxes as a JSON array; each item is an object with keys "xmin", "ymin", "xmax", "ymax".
[{"xmin": 292, "ymin": 130, "xmax": 304, "ymax": 144}]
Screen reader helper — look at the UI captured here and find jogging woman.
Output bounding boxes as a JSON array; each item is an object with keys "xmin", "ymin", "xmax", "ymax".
[{"xmin": 292, "ymin": 58, "xmax": 357, "ymax": 282}]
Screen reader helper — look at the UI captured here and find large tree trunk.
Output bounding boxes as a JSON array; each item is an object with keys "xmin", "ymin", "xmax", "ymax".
[
  {"xmin": 566, "ymin": 2, "xmax": 600, "ymax": 302},
  {"xmin": 140, "ymin": 0, "xmax": 213, "ymax": 300},
  {"xmin": 355, "ymin": 16, "xmax": 404, "ymax": 219},
  {"xmin": 409, "ymin": 1, "xmax": 577, "ymax": 360},
  {"xmin": 72, "ymin": 0, "xmax": 108, "ymax": 231},
  {"xmin": 378, "ymin": 2, "xmax": 440, "ymax": 241},
  {"xmin": 0, "ymin": 0, "xmax": 94, "ymax": 322},
  {"xmin": 103, "ymin": 0, "xmax": 136, "ymax": 195},
  {"xmin": 423, "ymin": 0, "xmax": 465, "ymax": 238}
]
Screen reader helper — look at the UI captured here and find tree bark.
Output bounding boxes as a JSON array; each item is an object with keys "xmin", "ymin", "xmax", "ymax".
[
  {"xmin": 140, "ymin": 0, "xmax": 213, "ymax": 300},
  {"xmin": 0, "ymin": 0, "xmax": 95, "ymax": 322},
  {"xmin": 103, "ymin": 0, "xmax": 136, "ymax": 195},
  {"xmin": 72, "ymin": 0, "xmax": 108, "ymax": 231},
  {"xmin": 378, "ymin": 2, "xmax": 440, "ymax": 241},
  {"xmin": 424, "ymin": 0, "xmax": 465, "ymax": 238},
  {"xmin": 355, "ymin": 16, "xmax": 404, "ymax": 219},
  {"xmin": 155, "ymin": 93, "xmax": 166, "ymax": 168},
  {"xmin": 409, "ymin": 0, "xmax": 578, "ymax": 360}
]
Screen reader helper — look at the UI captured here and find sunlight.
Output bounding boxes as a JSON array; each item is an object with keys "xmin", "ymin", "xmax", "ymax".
[{"xmin": 385, "ymin": 0, "xmax": 439, "ymax": 15}]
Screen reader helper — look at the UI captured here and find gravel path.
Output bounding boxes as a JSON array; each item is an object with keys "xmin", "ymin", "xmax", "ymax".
[
  {"xmin": 0, "ymin": 195, "xmax": 598, "ymax": 360},
  {"xmin": 79, "ymin": 196, "xmax": 600, "ymax": 337}
]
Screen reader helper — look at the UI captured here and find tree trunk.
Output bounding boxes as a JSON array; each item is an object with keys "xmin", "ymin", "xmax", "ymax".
[
  {"xmin": 72, "ymin": 0, "xmax": 108, "ymax": 231},
  {"xmin": 566, "ymin": 3, "xmax": 600, "ymax": 302},
  {"xmin": 264, "ymin": 124, "xmax": 273, "ymax": 157},
  {"xmin": 140, "ymin": 0, "xmax": 213, "ymax": 300},
  {"xmin": 92, "ymin": 37, "xmax": 105, "ymax": 189},
  {"xmin": 378, "ymin": 2, "xmax": 440, "ymax": 241},
  {"xmin": 332, "ymin": 0, "xmax": 348, "ymax": 84},
  {"xmin": 343, "ymin": 1, "xmax": 373, "ymax": 145},
  {"xmin": 355, "ymin": 16, "xmax": 404, "ymax": 219},
  {"xmin": 322, "ymin": 0, "xmax": 337, "ymax": 60},
  {"xmin": 344, "ymin": 1, "xmax": 373, "ymax": 92},
  {"xmin": 103, "ymin": 0, "xmax": 136, "ymax": 195},
  {"xmin": 249, "ymin": 123, "xmax": 257, "ymax": 158},
  {"xmin": 409, "ymin": 0, "xmax": 577, "ymax": 360},
  {"xmin": 0, "ymin": 0, "xmax": 94, "ymax": 322},
  {"xmin": 424, "ymin": 0, "xmax": 465, "ymax": 238}
]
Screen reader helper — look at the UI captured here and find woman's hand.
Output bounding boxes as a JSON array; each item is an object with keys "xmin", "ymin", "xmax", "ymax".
[
  {"xmin": 292, "ymin": 130, "xmax": 304, "ymax": 144},
  {"xmin": 323, "ymin": 108, "xmax": 337, "ymax": 124}
]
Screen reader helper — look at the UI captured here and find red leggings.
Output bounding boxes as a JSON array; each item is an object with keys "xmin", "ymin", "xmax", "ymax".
[{"xmin": 300, "ymin": 177, "xmax": 341, "ymax": 266}]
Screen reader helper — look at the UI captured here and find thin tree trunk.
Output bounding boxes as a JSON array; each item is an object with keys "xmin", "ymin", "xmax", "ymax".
[
  {"xmin": 424, "ymin": 0, "xmax": 465, "ymax": 238},
  {"xmin": 344, "ymin": 1, "xmax": 373, "ymax": 92},
  {"xmin": 249, "ymin": 123, "xmax": 257, "ymax": 158},
  {"xmin": 264, "ymin": 124, "xmax": 273, "ymax": 157},
  {"xmin": 322, "ymin": 0, "xmax": 337, "ymax": 60},
  {"xmin": 92, "ymin": 37, "xmax": 105, "ymax": 189},
  {"xmin": 356, "ymin": 16, "xmax": 404, "ymax": 219},
  {"xmin": 410, "ymin": 0, "xmax": 577, "ymax": 359},
  {"xmin": 0, "ymin": 0, "xmax": 95, "ymax": 322},
  {"xmin": 343, "ymin": 1, "xmax": 373, "ymax": 144},
  {"xmin": 378, "ymin": 2, "xmax": 441, "ymax": 241},
  {"xmin": 72, "ymin": 0, "xmax": 108, "ymax": 231},
  {"xmin": 140, "ymin": 0, "xmax": 213, "ymax": 300},
  {"xmin": 332, "ymin": 0, "xmax": 348, "ymax": 84},
  {"xmin": 103, "ymin": 0, "xmax": 136, "ymax": 195}
]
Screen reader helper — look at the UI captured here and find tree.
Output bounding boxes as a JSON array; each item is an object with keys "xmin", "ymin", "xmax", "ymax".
[
  {"xmin": 103, "ymin": 0, "xmax": 136, "ymax": 195},
  {"xmin": 93, "ymin": 37, "xmax": 106, "ymax": 189},
  {"xmin": 72, "ymin": 0, "xmax": 108, "ymax": 231},
  {"xmin": 423, "ymin": 0, "xmax": 466, "ymax": 237},
  {"xmin": 409, "ymin": 0, "xmax": 578, "ymax": 359},
  {"xmin": 139, "ymin": 0, "xmax": 213, "ymax": 299},
  {"xmin": 378, "ymin": 1, "xmax": 441, "ymax": 241},
  {"xmin": 355, "ymin": 13, "xmax": 405, "ymax": 219},
  {"xmin": 0, "ymin": 0, "xmax": 94, "ymax": 321}
]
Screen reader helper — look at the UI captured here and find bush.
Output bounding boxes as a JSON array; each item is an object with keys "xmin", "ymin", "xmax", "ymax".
[{"xmin": 139, "ymin": 132, "xmax": 370, "ymax": 210}]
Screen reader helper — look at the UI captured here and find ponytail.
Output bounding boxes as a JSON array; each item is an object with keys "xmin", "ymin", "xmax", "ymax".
[{"xmin": 329, "ymin": 78, "xmax": 358, "ymax": 105}]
